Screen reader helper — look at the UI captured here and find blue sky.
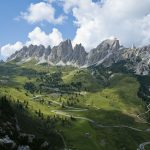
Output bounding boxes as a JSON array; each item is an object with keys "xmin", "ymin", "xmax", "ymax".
[
  {"xmin": 1, "ymin": 0, "xmax": 150, "ymax": 59},
  {"xmin": 0, "ymin": 0, "xmax": 36, "ymax": 46},
  {"xmin": 0, "ymin": 0, "xmax": 76, "ymax": 47}
]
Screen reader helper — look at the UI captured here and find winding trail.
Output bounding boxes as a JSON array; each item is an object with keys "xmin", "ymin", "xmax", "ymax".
[
  {"xmin": 51, "ymin": 102, "xmax": 150, "ymax": 150},
  {"xmin": 32, "ymin": 95, "xmax": 150, "ymax": 150},
  {"xmin": 51, "ymin": 110, "xmax": 144, "ymax": 132}
]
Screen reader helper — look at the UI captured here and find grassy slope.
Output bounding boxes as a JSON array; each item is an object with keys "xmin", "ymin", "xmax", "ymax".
[
  {"xmin": 0, "ymin": 62, "xmax": 150, "ymax": 150},
  {"xmin": 85, "ymin": 74, "xmax": 144, "ymax": 113},
  {"xmin": 61, "ymin": 72, "xmax": 149, "ymax": 150},
  {"xmin": 63, "ymin": 69, "xmax": 103, "ymax": 91}
]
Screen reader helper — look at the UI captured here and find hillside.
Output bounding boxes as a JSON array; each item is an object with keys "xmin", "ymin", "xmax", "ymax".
[
  {"xmin": 0, "ymin": 96, "xmax": 64, "ymax": 150},
  {"xmin": 0, "ymin": 61, "xmax": 150, "ymax": 150}
]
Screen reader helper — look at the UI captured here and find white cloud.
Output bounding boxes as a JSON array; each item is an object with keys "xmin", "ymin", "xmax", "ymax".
[
  {"xmin": 20, "ymin": 2, "xmax": 65, "ymax": 24},
  {"xmin": 27, "ymin": 27, "xmax": 63, "ymax": 47},
  {"xmin": 3, "ymin": 0, "xmax": 150, "ymax": 59},
  {"xmin": 62, "ymin": 0, "xmax": 150, "ymax": 50},
  {"xmin": 0, "ymin": 27, "xmax": 63, "ymax": 59},
  {"xmin": 1, "ymin": 42, "xmax": 23, "ymax": 58}
]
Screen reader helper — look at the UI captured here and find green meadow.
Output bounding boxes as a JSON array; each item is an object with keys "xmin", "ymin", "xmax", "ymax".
[{"xmin": 0, "ymin": 61, "xmax": 150, "ymax": 150}]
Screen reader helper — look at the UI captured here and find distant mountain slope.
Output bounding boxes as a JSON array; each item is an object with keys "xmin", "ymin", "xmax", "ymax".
[{"xmin": 7, "ymin": 39, "xmax": 150, "ymax": 75}]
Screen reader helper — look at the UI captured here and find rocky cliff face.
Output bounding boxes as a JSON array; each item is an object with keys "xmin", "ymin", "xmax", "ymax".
[
  {"xmin": 122, "ymin": 46, "xmax": 150, "ymax": 75},
  {"xmin": 8, "ymin": 39, "xmax": 88, "ymax": 67},
  {"xmin": 48, "ymin": 39, "xmax": 73, "ymax": 64},
  {"xmin": 8, "ymin": 45, "xmax": 48, "ymax": 63},
  {"xmin": 70, "ymin": 44, "xmax": 88, "ymax": 66},
  {"xmin": 87, "ymin": 39, "xmax": 123, "ymax": 66},
  {"xmin": 7, "ymin": 39, "xmax": 150, "ymax": 75}
]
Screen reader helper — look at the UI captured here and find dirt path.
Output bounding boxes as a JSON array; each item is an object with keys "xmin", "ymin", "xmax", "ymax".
[
  {"xmin": 51, "ymin": 110, "xmax": 146, "ymax": 132},
  {"xmin": 32, "ymin": 95, "xmax": 150, "ymax": 149}
]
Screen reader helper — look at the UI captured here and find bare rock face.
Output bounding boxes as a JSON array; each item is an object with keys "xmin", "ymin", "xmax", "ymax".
[
  {"xmin": 87, "ymin": 39, "xmax": 122, "ymax": 66},
  {"xmin": 122, "ymin": 45, "xmax": 150, "ymax": 75},
  {"xmin": 69, "ymin": 44, "xmax": 87, "ymax": 66},
  {"xmin": 7, "ymin": 39, "xmax": 87, "ymax": 67},
  {"xmin": 7, "ymin": 38, "xmax": 150, "ymax": 75},
  {"xmin": 49, "ymin": 39, "xmax": 73, "ymax": 63},
  {"xmin": 7, "ymin": 45, "xmax": 46, "ymax": 62}
]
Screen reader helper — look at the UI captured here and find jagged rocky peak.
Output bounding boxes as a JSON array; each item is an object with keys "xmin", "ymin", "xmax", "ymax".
[
  {"xmin": 58, "ymin": 39, "xmax": 73, "ymax": 54},
  {"xmin": 96, "ymin": 38, "xmax": 120, "ymax": 51},
  {"xmin": 28, "ymin": 44, "xmax": 45, "ymax": 57},
  {"xmin": 7, "ymin": 44, "xmax": 46, "ymax": 62},
  {"xmin": 7, "ymin": 38, "xmax": 122, "ymax": 67},
  {"xmin": 69, "ymin": 43, "xmax": 88, "ymax": 66},
  {"xmin": 73, "ymin": 43, "xmax": 87, "ymax": 54},
  {"xmin": 7, "ymin": 46, "xmax": 27, "ymax": 61},
  {"xmin": 6, "ymin": 38, "xmax": 150, "ymax": 75},
  {"xmin": 49, "ymin": 39, "xmax": 73, "ymax": 63},
  {"xmin": 87, "ymin": 38, "xmax": 121, "ymax": 66},
  {"xmin": 56, "ymin": 39, "xmax": 73, "ymax": 53},
  {"xmin": 59, "ymin": 39, "xmax": 72, "ymax": 48}
]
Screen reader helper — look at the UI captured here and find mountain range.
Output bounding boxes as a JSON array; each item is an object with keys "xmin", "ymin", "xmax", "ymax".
[{"xmin": 7, "ymin": 38, "xmax": 150, "ymax": 75}]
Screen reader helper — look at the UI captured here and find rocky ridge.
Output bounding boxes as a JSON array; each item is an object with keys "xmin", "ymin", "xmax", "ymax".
[{"xmin": 7, "ymin": 39, "xmax": 150, "ymax": 75}]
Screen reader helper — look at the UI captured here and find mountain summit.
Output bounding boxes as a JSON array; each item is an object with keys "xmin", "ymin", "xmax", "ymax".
[{"xmin": 7, "ymin": 39, "xmax": 150, "ymax": 75}]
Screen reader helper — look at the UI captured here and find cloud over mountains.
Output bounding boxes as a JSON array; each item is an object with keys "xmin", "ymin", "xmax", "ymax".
[
  {"xmin": 62, "ymin": 0, "xmax": 150, "ymax": 50},
  {"xmin": 1, "ymin": 0, "xmax": 150, "ymax": 58}
]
